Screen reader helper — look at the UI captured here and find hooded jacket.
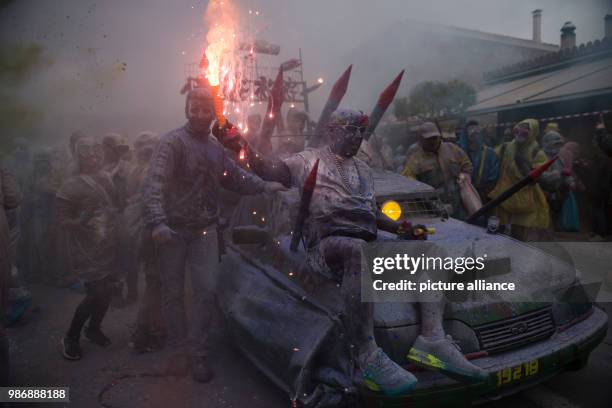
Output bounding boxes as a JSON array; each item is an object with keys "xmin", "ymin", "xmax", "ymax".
[
  {"xmin": 458, "ymin": 126, "xmax": 499, "ymax": 194},
  {"xmin": 488, "ymin": 119, "xmax": 550, "ymax": 229}
]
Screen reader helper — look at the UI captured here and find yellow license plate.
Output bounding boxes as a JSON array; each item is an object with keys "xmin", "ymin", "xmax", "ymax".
[{"xmin": 495, "ymin": 359, "xmax": 539, "ymax": 387}]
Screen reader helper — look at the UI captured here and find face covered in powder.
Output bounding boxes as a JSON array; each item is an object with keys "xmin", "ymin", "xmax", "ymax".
[
  {"xmin": 75, "ymin": 137, "xmax": 103, "ymax": 173},
  {"xmin": 541, "ymin": 131, "xmax": 564, "ymax": 157},
  {"xmin": 513, "ymin": 123, "xmax": 530, "ymax": 144},
  {"xmin": 327, "ymin": 108, "xmax": 369, "ymax": 158},
  {"xmin": 185, "ymin": 87, "xmax": 215, "ymax": 134}
]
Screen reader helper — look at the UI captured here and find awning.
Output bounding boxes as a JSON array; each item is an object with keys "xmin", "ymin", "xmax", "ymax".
[{"xmin": 468, "ymin": 57, "xmax": 612, "ymax": 115}]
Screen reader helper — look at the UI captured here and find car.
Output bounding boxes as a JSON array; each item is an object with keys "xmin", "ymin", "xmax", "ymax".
[{"xmin": 215, "ymin": 168, "xmax": 608, "ymax": 407}]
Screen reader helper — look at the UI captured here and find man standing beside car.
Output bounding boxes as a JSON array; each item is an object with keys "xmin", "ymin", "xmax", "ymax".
[{"xmin": 142, "ymin": 86, "xmax": 285, "ymax": 383}]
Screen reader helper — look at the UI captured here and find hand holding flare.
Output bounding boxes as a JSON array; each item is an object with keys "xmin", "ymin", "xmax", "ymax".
[
  {"xmin": 208, "ymin": 83, "xmax": 248, "ymax": 160},
  {"xmin": 209, "ymin": 84, "xmax": 227, "ymax": 129}
]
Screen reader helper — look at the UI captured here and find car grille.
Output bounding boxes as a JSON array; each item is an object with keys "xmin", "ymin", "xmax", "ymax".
[{"xmin": 475, "ymin": 307, "xmax": 555, "ymax": 354}]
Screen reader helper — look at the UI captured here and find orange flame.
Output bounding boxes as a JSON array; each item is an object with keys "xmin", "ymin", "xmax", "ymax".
[
  {"xmin": 203, "ymin": 0, "xmax": 240, "ymax": 87},
  {"xmin": 203, "ymin": 0, "xmax": 247, "ymax": 128}
]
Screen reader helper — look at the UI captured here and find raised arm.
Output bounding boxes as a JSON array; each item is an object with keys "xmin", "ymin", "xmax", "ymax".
[
  {"xmin": 220, "ymin": 152, "xmax": 268, "ymax": 194},
  {"xmin": 247, "ymin": 146, "xmax": 293, "ymax": 187}
]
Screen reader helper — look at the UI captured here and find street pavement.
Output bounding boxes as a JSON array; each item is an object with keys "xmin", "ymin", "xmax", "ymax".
[{"xmin": 6, "ymin": 285, "xmax": 612, "ymax": 407}]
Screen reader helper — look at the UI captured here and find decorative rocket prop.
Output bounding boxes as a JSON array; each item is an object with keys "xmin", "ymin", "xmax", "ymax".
[
  {"xmin": 466, "ymin": 156, "xmax": 559, "ymax": 224},
  {"xmin": 257, "ymin": 68, "xmax": 285, "ymax": 154},
  {"xmin": 365, "ymin": 70, "xmax": 404, "ymax": 141},
  {"xmin": 290, "ymin": 159, "xmax": 320, "ymax": 251},
  {"xmin": 309, "ymin": 65, "xmax": 353, "ymax": 147}
]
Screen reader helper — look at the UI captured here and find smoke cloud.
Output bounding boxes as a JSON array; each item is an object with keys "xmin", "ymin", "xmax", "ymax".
[{"xmin": 0, "ymin": 0, "xmax": 609, "ymax": 149}]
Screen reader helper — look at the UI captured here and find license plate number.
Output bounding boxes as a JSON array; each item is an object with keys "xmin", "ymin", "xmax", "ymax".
[{"xmin": 495, "ymin": 359, "xmax": 539, "ymax": 387}]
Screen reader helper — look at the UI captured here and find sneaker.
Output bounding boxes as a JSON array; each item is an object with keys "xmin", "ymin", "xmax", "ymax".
[
  {"xmin": 192, "ymin": 356, "xmax": 214, "ymax": 383},
  {"xmin": 84, "ymin": 327, "xmax": 111, "ymax": 347},
  {"xmin": 361, "ymin": 348, "xmax": 418, "ymax": 396},
  {"xmin": 165, "ymin": 353, "xmax": 191, "ymax": 377},
  {"xmin": 407, "ymin": 335, "xmax": 488, "ymax": 383},
  {"xmin": 61, "ymin": 336, "xmax": 82, "ymax": 360}
]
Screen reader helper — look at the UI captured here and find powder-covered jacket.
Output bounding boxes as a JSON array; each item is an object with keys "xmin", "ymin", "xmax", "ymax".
[{"xmin": 143, "ymin": 124, "xmax": 267, "ymax": 229}]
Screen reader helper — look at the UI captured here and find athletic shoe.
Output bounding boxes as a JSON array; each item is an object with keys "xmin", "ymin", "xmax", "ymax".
[
  {"xmin": 61, "ymin": 336, "xmax": 82, "ymax": 360},
  {"xmin": 361, "ymin": 347, "xmax": 418, "ymax": 396},
  {"xmin": 407, "ymin": 335, "xmax": 488, "ymax": 383}
]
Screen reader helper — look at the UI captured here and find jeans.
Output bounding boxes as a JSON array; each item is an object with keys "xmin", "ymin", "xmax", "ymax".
[
  {"xmin": 317, "ymin": 236, "xmax": 375, "ymax": 355},
  {"xmin": 66, "ymin": 275, "xmax": 115, "ymax": 339},
  {"xmin": 133, "ymin": 238, "xmax": 165, "ymax": 337},
  {"xmin": 158, "ymin": 226, "xmax": 218, "ymax": 357},
  {"xmin": 123, "ymin": 232, "xmax": 139, "ymax": 301}
]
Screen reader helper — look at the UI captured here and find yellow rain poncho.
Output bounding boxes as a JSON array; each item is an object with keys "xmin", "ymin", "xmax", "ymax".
[{"xmin": 488, "ymin": 119, "xmax": 550, "ymax": 229}]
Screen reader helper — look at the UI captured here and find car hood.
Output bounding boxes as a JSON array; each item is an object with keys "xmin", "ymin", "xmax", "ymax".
[{"xmin": 373, "ymin": 217, "xmax": 578, "ymax": 328}]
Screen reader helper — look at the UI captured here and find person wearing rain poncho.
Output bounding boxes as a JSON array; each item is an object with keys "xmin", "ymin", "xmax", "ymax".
[
  {"xmin": 57, "ymin": 137, "xmax": 123, "ymax": 361},
  {"xmin": 488, "ymin": 119, "xmax": 556, "ymax": 241},
  {"xmin": 458, "ymin": 120, "xmax": 500, "ymax": 201},
  {"xmin": 540, "ymin": 129, "xmax": 585, "ymax": 232}
]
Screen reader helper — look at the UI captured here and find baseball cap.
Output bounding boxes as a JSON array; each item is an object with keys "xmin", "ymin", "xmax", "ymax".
[{"xmin": 420, "ymin": 122, "xmax": 441, "ymax": 139}]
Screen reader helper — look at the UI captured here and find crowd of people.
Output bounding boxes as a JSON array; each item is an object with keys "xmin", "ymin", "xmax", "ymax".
[
  {"xmin": 0, "ymin": 82, "xmax": 611, "ymax": 395},
  {"xmin": 0, "ymin": 129, "xmax": 168, "ymax": 381},
  {"xmin": 398, "ymin": 116, "xmax": 612, "ymax": 242}
]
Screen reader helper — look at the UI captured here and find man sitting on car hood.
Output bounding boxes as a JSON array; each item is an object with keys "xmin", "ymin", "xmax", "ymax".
[{"xmin": 235, "ymin": 108, "xmax": 488, "ymax": 396}]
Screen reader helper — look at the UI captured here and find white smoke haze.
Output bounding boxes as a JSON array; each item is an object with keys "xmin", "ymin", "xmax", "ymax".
[{"xmin": 0, "ymin": 0, "xmax": 609, "ymax": 146}]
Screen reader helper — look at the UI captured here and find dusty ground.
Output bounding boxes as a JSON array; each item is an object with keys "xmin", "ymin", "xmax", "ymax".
[
  {"xmin": 7, "ymin": 285, "xmax": 612, "ymax": 408},
  {"xmin": 7, "ymin": 283, "xmax": 288, "ymax": 408}
]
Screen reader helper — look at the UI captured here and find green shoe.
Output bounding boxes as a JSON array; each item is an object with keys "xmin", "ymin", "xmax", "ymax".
[
  {"xmin": 362, "ymin": 348, "xmax": 418, "ymax": 396},
  {"xmin": 407, "ymin": 335, "xmax": 488, "ymax": 383}
]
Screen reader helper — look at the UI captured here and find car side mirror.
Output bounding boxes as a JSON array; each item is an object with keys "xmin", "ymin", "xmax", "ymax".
[{"xmin": 231, "ymin": 225, "xmax": 271, "ymax": 245}]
